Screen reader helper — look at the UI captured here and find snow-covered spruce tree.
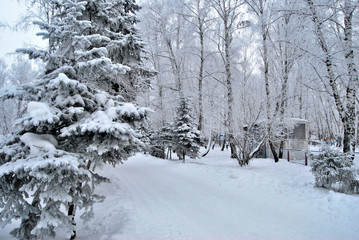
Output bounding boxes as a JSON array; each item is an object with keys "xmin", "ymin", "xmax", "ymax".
[
  {"xmin": 0, "ymin": 0, "xmax": 151, "ymax": 239},
  {"xmin": 148, "ymin": 129, "xmax": 167, "ymax": 159},
  {"xmin": 311, "ymin": 147, "xmax": 358, "ymax": 194},
  {"xmin": 20, "ymin": 0, "xmax": 153, "ymax": 101},
  {"xmin": 173, "ymin": 97, "xmax": 202, "ymax": 162},
  {"xmin": 137, "ymin": 122, "xmax": 151, "ymax": 154},
  {"xmin": 148, "ymin": 123, "xmax": 175, "ymax": 159},
  {"xmin": 81, "ymin": 0, "xmax": 154, "ymax": 101}
]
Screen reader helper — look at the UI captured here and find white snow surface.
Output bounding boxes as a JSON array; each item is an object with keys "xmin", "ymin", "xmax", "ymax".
[{"xmin": 1, "ymin": 148, "xmax": 358, "ymax": 240}]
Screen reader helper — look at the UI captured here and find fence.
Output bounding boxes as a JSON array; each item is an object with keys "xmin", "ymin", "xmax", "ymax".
[
  {"xmin": 284, "ymin": 148, "xmax": 309, "ymax": 166},
  {"xmin": 285, "ymin": 148, "xmax": 359, "ymax": 166}
]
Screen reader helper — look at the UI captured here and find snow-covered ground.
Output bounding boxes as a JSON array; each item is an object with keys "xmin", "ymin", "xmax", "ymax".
[{"xmin": 1, "ymin": 147, "xmax": 359, "ymax": 240}]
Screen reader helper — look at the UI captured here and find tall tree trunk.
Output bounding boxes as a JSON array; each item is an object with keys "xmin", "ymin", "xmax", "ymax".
[
  {"xmin": 278, "ymin": 11, "xmax": 291, "ymax": 159},
  {"xmin": 278, "ymin": 60, "xmax": 289, "ymax": 159},
  {"xmin": 269, "ymin": 141, "xmax": 279, "ymax": 162},
  {"xmin": 202, "ymin": 136, "xmax": 214, "ymax": 157},
  {"xmin": 154, "ymin": 52, "xmax": 165, "ymax": 126},
  {"xmin": 183, "ymin": 0, "xmax": 209, "ymax": 131},
  {"xmin": 68, "ymin": 202, "xmax": 76, "ymax": 240},
  {"xmin": 278, "ymin": 140, "xmax": 284, "ymax": 159},
  {"xmin": 259, "ymin": 0, "xmax": 279, "ymax": 162},
  {"xmin": 224, "ymin": 13, "xmax": 237, "ymax": 158},
  {"xmin": 197, "ymin": 0, "xmax": 205, "ymax": 131},
  {"xmin": 229, "ymin": 136, "xmax": 238, "ymax": 158},
  {"xmin": 166, "ymin": 39, "xmax": 183, "ymax": 95},
  {"xmin": 211, "ymin": 0, "xmax": 242, "ymax": 161},
  {"xmin": 342, "ymin": 0, "xmax": 357, "ymax": 155},
  {"xmin": 150, "ymin": 29, "xmax": 165, "ymax": 127}
]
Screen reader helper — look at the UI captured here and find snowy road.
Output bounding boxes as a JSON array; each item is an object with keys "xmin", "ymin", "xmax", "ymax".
[
  {"xmin": 74, "ymin": 149, "xmax": 359, "ymax": 240},
  {"xmin": 2, "ymin": 149, "xmax": 358, "ymax": 240},
  {"xmin": 118, "ymin": 158, "xmax": 253, "ymax": 240}
]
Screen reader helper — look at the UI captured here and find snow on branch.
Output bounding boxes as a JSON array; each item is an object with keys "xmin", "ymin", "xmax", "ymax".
[
  {"xmin": 73, "ymin": 34, "xmax": 111, "ymax": 49},
  {"xmin": 48, "ymin": 73, "xmax": 87, "ymax": 92},
  {"xmin": 20, "ymin": 133, "xmax": 58, "ymax": 155},
  {"xmin": 60, "ymin": 110, "xmax": 135, "ymax": 137},
  {"xmin": 75, "ymin": 47, "xmax": 109, "ymax": 61},
  {"xmin": 16, "ymin": 48, "xmax": 47, "ymax": 60},
  {"xmin": 0, "ymin": 150, "xmax": 80, "ymax": 179},
  {"xmin": 22, "ymin": 101, "xmax": 60, "ymax": 127},
  {"xmin": 0, "ymin": 83, "xmax": 40, "ymax": 101}
]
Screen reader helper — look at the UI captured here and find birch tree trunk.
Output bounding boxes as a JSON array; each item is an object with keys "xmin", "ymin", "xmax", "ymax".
[
  {"xmin": 277, "ymin": 12, "xmax": 292, "ymax": 159},
  {"xmin": 211, "ymin": 0, "xmax": 242, "ymax": 159},
  {"xmin": 342, "ymin": 0, "xmax": 357, "ymax": 154},
  {"xmin": 167, "ymin": 38, "xmax": 183, "ymax": 95},
  {"xmin": 224, "ymin": 17, "xmax": 236, "ymax": 158},
  {"xmin": 198, "ymin": 13, "xmax": 205, "ymax": 131},
  {"xmin": 183, "ymin": 0, "xmax": 209, "ymax": 131},
  {"xmin": 153, "ymin": 33, "xmax": 166, "ymax": 127},
  {"xmin": 259, "ymin": 0, "xmax": 279, "ymax": 162}
]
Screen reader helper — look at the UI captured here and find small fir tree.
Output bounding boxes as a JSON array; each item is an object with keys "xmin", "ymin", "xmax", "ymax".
[
  {"xmin": 173, "ymin": 97, "xmax": 202, "ymax": 162},
  {"xmin": 148, "ymin": 129, "xmax": 167, "ymax": 159},
  {"xmin": 148, "ymin": 123, "xmax": 175, "ymax": 159},
  {"xmin": 311, "ymin": 147, "xmax": 358, "ymax": 194}
]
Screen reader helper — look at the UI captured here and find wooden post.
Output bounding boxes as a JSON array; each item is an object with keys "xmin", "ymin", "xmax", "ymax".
[
  {"xmin": 287, "ymin": 151, "xmax": 290, "ymax": 162},
  {"xmin": 305, "ymin": 152, "xmax": 308, "ymax": 166}
]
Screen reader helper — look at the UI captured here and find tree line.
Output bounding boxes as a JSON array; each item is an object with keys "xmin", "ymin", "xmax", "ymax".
[{"xmin": 137, "ymin": 0, "xmax": 359, "ymax": 160}]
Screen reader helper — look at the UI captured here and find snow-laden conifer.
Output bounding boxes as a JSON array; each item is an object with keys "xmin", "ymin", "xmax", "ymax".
[
  {"xmin": 172, "ymin": 97, "xmax": 202, "ymax": 162},
  {"xmin": 0, "ymin": 0, "xmax": 152, "ymax": 239},
  {"xmin": 149, "ymin": 123, "xmax": 175, "ymax": 159}
]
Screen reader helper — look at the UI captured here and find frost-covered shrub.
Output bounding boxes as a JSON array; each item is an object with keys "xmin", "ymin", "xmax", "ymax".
[{"xmin": 311, "ymin": 147, "xmax": 358, "ymax": 194}]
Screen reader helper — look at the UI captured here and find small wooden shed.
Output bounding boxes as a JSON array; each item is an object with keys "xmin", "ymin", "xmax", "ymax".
[{"xmin": 257, "ymin": 118, "xmax": 309, "ymax": 159}]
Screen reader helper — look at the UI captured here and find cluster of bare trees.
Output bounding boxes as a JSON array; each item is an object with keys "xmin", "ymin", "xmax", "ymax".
[
  {"xmin": 137, "ymin": 0, "xmax": 359, "ymax": 160},
  {"xmin": 0, "ymin": 57, "xmax": 39, "ymax": 135}
]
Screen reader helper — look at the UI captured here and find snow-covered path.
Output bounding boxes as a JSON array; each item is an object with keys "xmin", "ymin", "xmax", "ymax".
[
  {"xmin": 1, "ymin": 148, "xmax": 358, "ymax": 239},
  {"xmin": 74, "ymin": 149, "xmax": 359, "ymax": 240}
]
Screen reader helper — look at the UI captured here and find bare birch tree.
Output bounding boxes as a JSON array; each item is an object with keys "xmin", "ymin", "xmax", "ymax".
[
  {"xmin": 182, "ymin": 0, "xmax": 212, "ymax": 131},
  {"xmin": 245, "ymin": 0, "xmax": 280, "ymax": 162},
  {"xmin": 210, "ymin": 0, "xmax": 244, "ymax": 159}
]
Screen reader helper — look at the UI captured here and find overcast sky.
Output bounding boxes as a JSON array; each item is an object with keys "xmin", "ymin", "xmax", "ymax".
[{"xmin": 0, "ymin": 0, "xmax": 46, "ymax": 65}]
